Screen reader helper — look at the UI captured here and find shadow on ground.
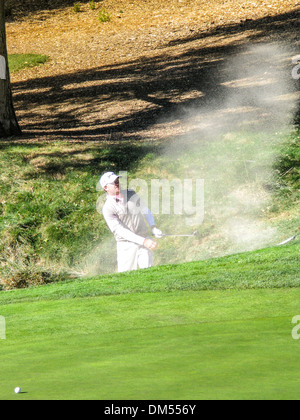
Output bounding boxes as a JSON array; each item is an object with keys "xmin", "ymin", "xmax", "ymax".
[
  {"xmin": 7, "ymin": 8, "xmax": 300, "ymax": 149},
  {"xmin": 5, "ymin": 0, "xmax": 93, "ymax": 20}
]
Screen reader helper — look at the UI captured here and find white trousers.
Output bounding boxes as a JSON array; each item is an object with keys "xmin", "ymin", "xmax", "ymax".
[{"xmin": 117, "ymin": 242, "xmax": 153, "ymax": 273}]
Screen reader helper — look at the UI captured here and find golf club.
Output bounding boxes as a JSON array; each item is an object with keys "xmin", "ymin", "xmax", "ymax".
[
  {"xmin": 161, "ymin": 231, "xmax": 199, "ymax": 238},
  {"xmin": 277, "ymin": 234, "xmax": 297, "ymax": 246}
]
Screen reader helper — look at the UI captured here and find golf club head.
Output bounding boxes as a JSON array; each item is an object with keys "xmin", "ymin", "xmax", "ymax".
[{"xmin": 277, "ymin": 235, "xmax": 296, "ymax": 246}]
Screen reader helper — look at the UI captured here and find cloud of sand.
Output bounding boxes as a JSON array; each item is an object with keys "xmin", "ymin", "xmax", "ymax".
[{"xmin": 82, "ymin": 43, "xmax": 298, "ymax": 275}]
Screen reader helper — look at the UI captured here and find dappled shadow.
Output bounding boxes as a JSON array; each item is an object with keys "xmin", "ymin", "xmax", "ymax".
[
  {"xmin": 8, "ymin": 7, "xmax": 300, "ymax": 148},
  {"xmin": 167, "ymin": 9, "xmax": 300, "ymax": 47},
  {"xmin": 0, "ymin": 139, "xmax": 162, "ymax": 178},
  {"xmin": 6, "ymin": 0, "xmax": 94, "ymax": 20},
  {"xmin": 27, "ymin": 143, "xmax": 160, "ymax": 178},
  {"xmin": 12, "ymin": 49, "xmax": 228, "ymax": 140}
]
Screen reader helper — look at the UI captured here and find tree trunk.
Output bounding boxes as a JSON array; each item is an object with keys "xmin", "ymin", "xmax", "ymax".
[{"xmin": 0, "ymin": 0, "xmax": 21, "ymax": 137}]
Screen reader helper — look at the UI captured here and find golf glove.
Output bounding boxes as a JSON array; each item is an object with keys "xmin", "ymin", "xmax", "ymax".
[{"xmin": 152, "ymin": 227, "xmax": 163, "ymax": 238}]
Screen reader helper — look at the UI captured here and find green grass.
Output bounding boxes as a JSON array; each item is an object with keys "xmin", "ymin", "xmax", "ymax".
[
  {"xmin": 0, "ymin": 140, "xmax": 158, "ymax": 284},
  {"xmin": 0, "ymin": 240, "xmax": 299, "ymax": 304},
  {"xmin": 8, "ymin": 54, "xmax": 49, "ymax": 73},
  {"xmin": 0, "ymin": 129, "xmax": 299, "ymax": 286},
  {"xmin": 0, "ymin": 241, "xmax": 299, "ymax": 400}
]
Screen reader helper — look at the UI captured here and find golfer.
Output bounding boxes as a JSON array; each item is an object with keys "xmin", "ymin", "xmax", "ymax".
[{"xmin": 99, "ymin": 172, "xmax": 163, "ymax": 273}]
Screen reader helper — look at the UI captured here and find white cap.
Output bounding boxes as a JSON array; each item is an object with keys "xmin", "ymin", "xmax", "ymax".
[{"xmin": 98, "ymin": 172, "xmax": 121, "ymax": 190}]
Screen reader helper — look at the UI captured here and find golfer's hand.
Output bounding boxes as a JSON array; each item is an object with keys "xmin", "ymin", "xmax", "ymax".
[
  {"xmin": 144, "ymin": 238, "xmax": 158, "ymax": 250},
  {"xmin": 152, "ymin": 227, "xmax": 163, "ymax": 238}
]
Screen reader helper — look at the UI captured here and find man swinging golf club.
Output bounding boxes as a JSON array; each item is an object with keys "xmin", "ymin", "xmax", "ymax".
[{"xmin": 100, "ymin": 172, "xmax": 163, "ymax": 273}]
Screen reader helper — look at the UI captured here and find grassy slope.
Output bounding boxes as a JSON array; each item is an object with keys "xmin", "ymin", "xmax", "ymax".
[
  {"xmin": 0, "ymin": 240, "xmax": 299, "ymax": 304},
  {"xmin": 0, "ymin": 130, "xmax": 299, "ymax": 286},
  {"xmin": 0, "ymin": 241, "xmax": 299, "ymax": 400}
]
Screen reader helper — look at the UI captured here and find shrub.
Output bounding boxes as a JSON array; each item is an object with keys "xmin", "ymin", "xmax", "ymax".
[
  {"xmin": 73, "ymin": 2, "xmax": 81, "ymax": 13},
  {"xmin": 89, "ymin": 1, "xmax": 96, "ymax": 10},
  {"xmin": 99, "ymin": 9, "xmax": 111, "ymax": 22},
  {"xmin": 0, "ymin": 269, "xmax": 68, "ymax": 290}
]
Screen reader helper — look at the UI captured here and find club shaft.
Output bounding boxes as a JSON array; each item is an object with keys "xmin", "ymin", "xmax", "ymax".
[{"xmin": 163, "ymin": 234, "xmax": 195, "ymax": 237}]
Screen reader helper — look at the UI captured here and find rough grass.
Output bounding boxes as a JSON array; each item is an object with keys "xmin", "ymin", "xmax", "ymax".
[
  {"xmin": 0, "ymin": 127, "xmax": 299, "ymax": 289},
  {"xmin": 0, "ymin": 139, "xmax": 158, "ymax": 286},
  {"xmin": 0, "ymin": 239, "xmax": 299, "ymax": 304},
  {"xmin": 1, "ymin": 0, "xmax": 299, "ymax": 287},
  {"xmin": 0, "ymin": 132, "xmax": 298, "ymax": 288}
]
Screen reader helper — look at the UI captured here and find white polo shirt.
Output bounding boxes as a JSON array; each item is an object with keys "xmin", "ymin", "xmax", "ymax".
[{"xmin": 102, "ymin": 189, "xmax": 155, "ymax": 245}]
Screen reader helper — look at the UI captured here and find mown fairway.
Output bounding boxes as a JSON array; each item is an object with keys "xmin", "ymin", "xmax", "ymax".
[{"xmin": 0, "ymin": 242, "xmax": 299, "ymax": 400}]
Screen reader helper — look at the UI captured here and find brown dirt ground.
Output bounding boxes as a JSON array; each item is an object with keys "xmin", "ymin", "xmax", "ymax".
[{"xmin": 5, "ymin": 0, "xmax": 300, "ymax": 143}]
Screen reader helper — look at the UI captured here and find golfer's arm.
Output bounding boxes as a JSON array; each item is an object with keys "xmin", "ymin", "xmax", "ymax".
[{"xmin": 103, "ymin": 211, "xmax": 145, "ymax": 246}]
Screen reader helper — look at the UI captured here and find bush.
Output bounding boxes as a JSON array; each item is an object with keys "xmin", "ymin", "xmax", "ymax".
[
  {"xmin": 89, "ymin": 1, "xmax": 96, "ymax": 10},
  {"xmin": 0, "ymin": 269, "xmax": 67, "ymax": 290},
  {"xmin": 99, "ymin": 9, "xmax": 111, "ymax": 22},
  {"xmin": 73, "ymin": 2, "xmax": 81, "ymax": 13},
  {"xmin": 274, "ymin": 132, "xmax": 300, "ymax": 198}
]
